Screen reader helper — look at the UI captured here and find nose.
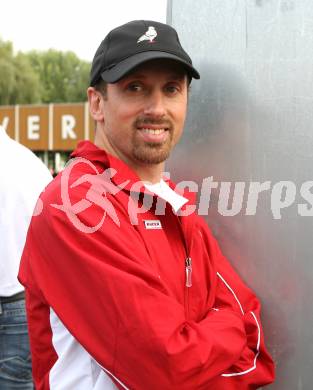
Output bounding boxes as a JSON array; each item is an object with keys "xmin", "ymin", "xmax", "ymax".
[{"xmin": 143, "ymin": 90, "xmax": 166, "ymax": 118}]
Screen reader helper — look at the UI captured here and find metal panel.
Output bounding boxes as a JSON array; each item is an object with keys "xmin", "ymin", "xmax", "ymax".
[{"xmin": 167, "ymin": 0, "xmax": 313, "ymax": 388}]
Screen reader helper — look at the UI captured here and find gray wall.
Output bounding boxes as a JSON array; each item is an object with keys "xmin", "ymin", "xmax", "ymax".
[{"xmin": 167, "ymin": 0, "xmax": 313, "ymax": 388}]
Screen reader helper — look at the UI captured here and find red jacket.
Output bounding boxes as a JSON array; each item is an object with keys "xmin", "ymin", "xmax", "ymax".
[{"xmin": 19, "ymin": 141, "xmax": 275, "ymax": 389}]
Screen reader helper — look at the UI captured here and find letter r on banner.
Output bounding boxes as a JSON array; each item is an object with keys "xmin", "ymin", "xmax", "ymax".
[{"xmin": 62, "ymin": 115, "xmax": 77, "ymax": 140}]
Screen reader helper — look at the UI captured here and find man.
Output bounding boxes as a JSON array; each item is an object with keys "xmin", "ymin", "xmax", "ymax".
[
  {"xmin": 0, "ymin": 125, "xmax": 52, "ymax": 389},
  {"xmin": 19, "ymin": 20, "xmax": 275, "ymax": 389}
]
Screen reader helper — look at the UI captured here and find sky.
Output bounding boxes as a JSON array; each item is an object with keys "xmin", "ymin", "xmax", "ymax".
[{"xmin": 1, "ymin": 0, "xmax": 168, "ymax": 61}]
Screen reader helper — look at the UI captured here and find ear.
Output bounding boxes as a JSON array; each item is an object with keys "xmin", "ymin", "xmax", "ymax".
[{"xmin": 87, "ymin": 87, "xmax": 105, "ymax": 122}]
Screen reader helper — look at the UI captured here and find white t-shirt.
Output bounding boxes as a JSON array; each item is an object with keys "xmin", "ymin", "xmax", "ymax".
[
  {"xmin": 144, "ymin": 179, "xmax": 188, "ymax": 212},
  {"xmin": 0, "ymin": 126, "xmax": 52, "ymax": 296}
]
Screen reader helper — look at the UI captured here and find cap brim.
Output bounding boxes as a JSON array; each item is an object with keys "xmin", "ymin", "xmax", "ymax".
[{"xmin": 100, "ymin": 51, "xmax": 200, "ymax": 83}]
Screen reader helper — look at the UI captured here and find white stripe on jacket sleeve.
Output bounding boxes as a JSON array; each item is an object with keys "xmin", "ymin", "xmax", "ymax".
[
  {"xmin": 49, "ymin": 308, "xmax": 120, "ymax": 389},
  {"xmin": 217, "ymin": 272, "xmax": 261, "ymax": 377}
]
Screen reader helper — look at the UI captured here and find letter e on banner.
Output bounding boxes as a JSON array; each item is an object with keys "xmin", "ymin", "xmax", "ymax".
[{"xmin": 27, "ymin": 115, "xmax": 40, "ymax": 140}]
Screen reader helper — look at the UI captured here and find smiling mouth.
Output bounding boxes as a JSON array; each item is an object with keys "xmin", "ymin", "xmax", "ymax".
[
  {"xmin": 137, "ymin": 126, "xmax": 170, "ymax": 143},
  {"xmin": 140, "ymin": 128, "xmax": 167, "ymax": 135}
]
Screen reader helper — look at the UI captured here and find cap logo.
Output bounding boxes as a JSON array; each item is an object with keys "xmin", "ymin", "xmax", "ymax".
[{"xmin": 137, "ymin": 26, "xmax": 157, "ymax": 44}]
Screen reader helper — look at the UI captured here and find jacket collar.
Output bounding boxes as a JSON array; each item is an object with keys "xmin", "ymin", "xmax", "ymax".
[{"xmin": 71, "ymin": 141, "xmax": 197, "ymax": 209}]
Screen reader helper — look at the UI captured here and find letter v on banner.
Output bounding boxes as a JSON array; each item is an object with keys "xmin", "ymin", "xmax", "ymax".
[
  {"xmin": 1, "ymin": 116, "xmax": 9, "ymax": 131},
  {"xmin": 0, "ymin": 106, "xmax": 15, "ymax": 139}
]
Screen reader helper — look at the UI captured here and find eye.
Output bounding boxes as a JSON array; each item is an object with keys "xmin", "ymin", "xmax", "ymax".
[
  {"xmin": 165, "ymin": 83, "xmax": 180, "ymax": 94},
  {"xmin": 126, "ymin": 82, "xmax": 143, "ymax": 92}
]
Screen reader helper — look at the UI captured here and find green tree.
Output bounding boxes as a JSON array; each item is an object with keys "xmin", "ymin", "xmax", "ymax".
[
  {"xmin": 0, "ymin": 38, "xmax": 90, "ymax": 105},
  {"xmin": 11, "ymin": 53, "xmax": 41, "ymax": 104},
  {"xmin": 0, "ymin": 38, "xmax": 41, "ymax": 105},
  {"xmin": 0, "ymin": 40, "xmax": 15, "ymax": 105},
  {"xmin": 27, "ymin": 49, "xmax": 90, "ymax": 103}
]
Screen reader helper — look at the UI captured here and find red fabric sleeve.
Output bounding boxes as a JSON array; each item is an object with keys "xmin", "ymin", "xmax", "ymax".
[{"xmin": 200, "ymin": 226, "xmax": 275, "ymax": 389}]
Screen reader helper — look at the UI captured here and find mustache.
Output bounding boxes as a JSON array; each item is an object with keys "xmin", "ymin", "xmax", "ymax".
[{"xmin": 134, "ymin": 117, "xmax": 173, "ymax": 129}]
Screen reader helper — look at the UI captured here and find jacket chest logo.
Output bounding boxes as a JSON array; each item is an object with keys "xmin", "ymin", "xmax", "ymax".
[{"xmin": 144, "ymin": 220, "xmax": 162, "ymax": 230}]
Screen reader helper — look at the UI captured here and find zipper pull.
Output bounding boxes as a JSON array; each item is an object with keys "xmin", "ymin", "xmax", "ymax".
[{"xmin": 185, "ymin": 257, "xmax": 192, "ymax": 288}]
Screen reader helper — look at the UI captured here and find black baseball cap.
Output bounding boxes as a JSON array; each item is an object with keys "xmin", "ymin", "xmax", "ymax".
[{"xmin": 90, "ymin": 20, "xmax": 200, "ymax": 85}]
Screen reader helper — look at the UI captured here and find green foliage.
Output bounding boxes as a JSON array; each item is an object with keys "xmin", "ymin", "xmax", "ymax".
[
  {"xmin": 27, "ymin": 49, "xmax": 90, "ymax": 103},
  {"xmin": 0, "ymin": 58, "xmax": 16, "ymax": 105},
  {"xmin": 0, "ymin": 39, "xmax": 40, "ymax": 105},
  {"xmin": 0, "ymin": 38, "xmax": 90, "ymax": 105},
  {"xmin": 11, "ymin": 53, "xmax": 41, "ymax": 104}
]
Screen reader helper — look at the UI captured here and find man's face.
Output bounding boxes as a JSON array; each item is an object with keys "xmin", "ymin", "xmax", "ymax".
[{"xmin": 96, "ymin": 59, "xmax": 188, "ymax": 175}]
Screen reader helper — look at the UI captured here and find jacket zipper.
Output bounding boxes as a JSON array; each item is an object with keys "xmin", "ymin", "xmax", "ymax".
[
  {"xmin": 185, "ymin": 257, "xmax": 192, "ymax": 288},
  {"xmin": 185, "ymin": 256, "xmax": 192, "ymax": 319},
  {"xmin": 176, "ymin": 216, "xmax": 193, "ymax": 319}
]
